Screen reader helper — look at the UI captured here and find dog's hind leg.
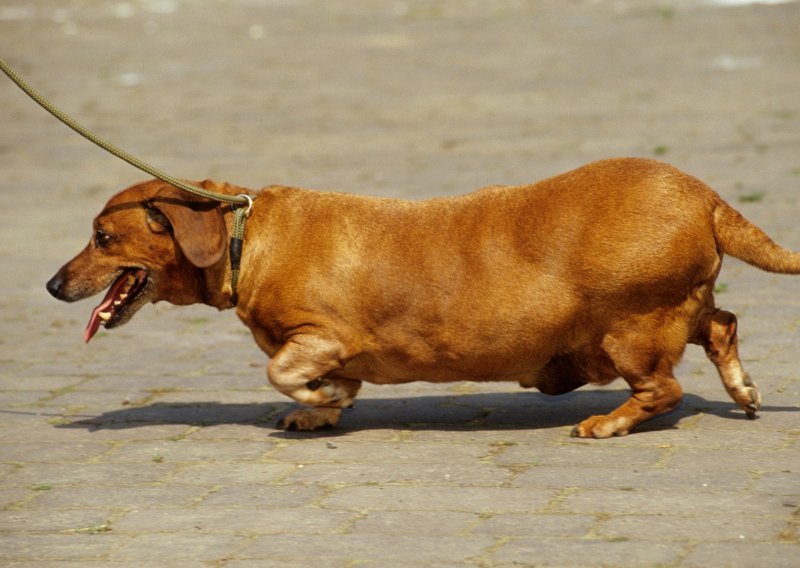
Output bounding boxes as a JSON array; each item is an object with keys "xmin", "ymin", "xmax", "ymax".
[
  {"xmin": 691, "ymin": 308, "xmax": 761, "ymax": 418},
  {"xmin": 572, "ymin": 316, "xmax": 686, "ymax": 438},
  {"xmin": 267, "ymin": 335, "xmax": 362, "ymax": 431},
  {"xmin": 571, "ymin": 366, "xmax": 684, "ymax": 438}
]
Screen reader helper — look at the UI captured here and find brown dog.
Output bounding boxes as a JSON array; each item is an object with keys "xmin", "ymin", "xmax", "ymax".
[{"xmin": 46, "ymin": 158, "xmax": 800, "ymax": 437}]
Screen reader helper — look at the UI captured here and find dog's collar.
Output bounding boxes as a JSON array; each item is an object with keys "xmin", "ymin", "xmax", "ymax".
[{"xmin": 229, "ymin": 195, "xmax": 253, "ymax": 306}]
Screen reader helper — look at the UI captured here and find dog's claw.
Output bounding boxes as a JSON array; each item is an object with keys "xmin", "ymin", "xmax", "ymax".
[
  {"xmin": 277, "ymin": 416, "xmax": 297, "ymax": 431},
  {"xmin": 277, "ymin": 407, "xmax": 343, "ymax": 431}
]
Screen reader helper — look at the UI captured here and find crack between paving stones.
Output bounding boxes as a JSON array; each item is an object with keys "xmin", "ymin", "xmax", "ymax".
[
  {"xmin": 540, "ymin": 486, "xmax": 581, "ymax": 514},
  {"xmin": 465, "ymin": 535, "xmax": 513, "ymax": 568}
]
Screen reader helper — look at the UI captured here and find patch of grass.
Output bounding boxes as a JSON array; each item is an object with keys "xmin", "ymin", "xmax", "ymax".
[
  {"xmin": 714, "ymin": 283, "xmax": 729, "ymax": 294},
  {"xmin": 490, "ymin": 440, "xmax": 518, "ymax": 448},
  {"xmin": 32, "ymin": 484, "xmax": 52, "ymax": 492},
  {"xmin": 658, "ymin": 7, "xmax": 676, "ymax": 21},
  {"xmin": 652, "ymin": 145, "xmax": 670, "ymax": 156},
  {"xmin": 607, "ymin": 536, "xmax": 630, "ymax": 542},
  {"xmin": 131, "ymin": 387, "xmax": 179, "ymax": 407},
  {"xmin": 770, "ymin": 109, "xmax": 796, "ymax": 120},
  {"xmin": 69, "ymin": 523, "xmax": 111, "ymax": 535},
  {"xmin": 47, "ymin": 416, "xmax": 72, "ymax": 426},
  {"xmin": 152, "ymin": 454, "xmax": 164, "ymax": 463},
  {"xmin": 738, "ymin": 191, "xmax": 766, "ymax": 203}
]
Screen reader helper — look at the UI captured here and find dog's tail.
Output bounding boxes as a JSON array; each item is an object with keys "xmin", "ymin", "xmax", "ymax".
[{"xmin": 714, "ymin": 200, "xmax": 800, "ymax": 274}]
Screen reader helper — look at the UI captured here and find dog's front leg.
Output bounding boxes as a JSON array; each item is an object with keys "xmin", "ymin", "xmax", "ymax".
[{"xmin": 268, "ymin": 335, "xmax": 362, "ymax": 431}]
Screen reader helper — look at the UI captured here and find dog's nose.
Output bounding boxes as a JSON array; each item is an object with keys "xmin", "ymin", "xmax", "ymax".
[{"xmin": 46, "ymin": 273, "xmax": 65, "ymax": 299}]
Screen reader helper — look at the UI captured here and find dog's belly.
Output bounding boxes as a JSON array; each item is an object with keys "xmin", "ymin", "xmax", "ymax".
[
  {"xmin": 334, "ymin": 341, "xmax": 555, "ymax": 385},
  {"xmin": 329, "ymin": 337, "xmax": 625, "ymax": 399}
]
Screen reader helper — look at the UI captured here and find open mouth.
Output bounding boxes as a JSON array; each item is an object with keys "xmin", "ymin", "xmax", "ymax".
[{"xmin": 84, "ymin": 269, "xmax": 148, "ymax": 343}]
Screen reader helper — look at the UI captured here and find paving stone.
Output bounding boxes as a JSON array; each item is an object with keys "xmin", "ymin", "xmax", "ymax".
[
  {"xmin": 33, "ymin": 389, "xmax": 152, "ymax": 410},
  {"xmin": 472, "ymin": 513, "xmax": 596, "ymax": 538},
  {"xmin": 110, "ymin": 534, "xmax": 249, "ymax": 563},
  {"xmin": 405, "ymin": 426, "xmax": 565, "ymax": 445},
  {"xmin": 0, "ymin": 486, "xmax": 28, "ymax": 508},
  {"xmin": 0, "ymin": 534, "xmax": 127, "ymax": 561},
  {"xmin": 99, "ymin": 439, "xmax": 273, "ymax": 463},
  {"xmin": 751, "ymin": 470, "xmax": 800, "ymax": 494},
  {"xmin": 493, "ymin": 444, "xmax": 668, "ymax": 468},
  {"xmin": 351, "ymin": 510, "xmax": 479, "ymax": 536},
  {"xmin": 237, "ymin": 534, "xmax": 496, "ymax": 563},
  {"xmin": 564, "ymin": 426, "xmax": 791, "ymax": 450},
  {"xmin": 167, "ymin": 463, "xmax": 296, "ymax": 485},
  {"xmin": 199, "ymin": 484, "xmax": 324, "ymax": 508},
  {"xmin": 74, "ymin": 372, "xmax": 265, "ymax": 393},
  {"xmin": 352, "ymin": 563, "xmax": 466, "ymax": 568},
  {"xmin": 558, "ymin": 489, "xmax": 795, "ymax": 516},
  {"xmin": 1, "ymin": 508, "xmax": 116, "ymax": 534},
  {"xmin": 513, "ymin": 466, "xmax": 750, "ymax": 491},
  {"xmin": 182, "ymin": 423, "xmax": 283, "ymax": 441},
  {"xmin": 0, "ymin": 462, "xmax": 16, "ymax": 479},
  {"xmin": 0, "ymin": 441, "xmax": 112, "ymax": 462},
  {"xmin": 664, "ymin": 447, "xmax": 800, "ymax": 471},
  {"xmin": 285, "ymin": 461, "xmax": 513, "ymax": 486},
  {"xmin": 0, "ymin": 375, "xmax": 88, "ymax": 391},
  {"xmin": 322, "ymin": 485, "xmax": 555, "ymax": 514},
  {"xmin": 30, "ymin": 485, "xmax": 212, "ymax": 509},
  {"xmin": 113, "ymin": 506, "xmax": 353, "ymax": 534},
  {"xmin": 0, "ymin": 390, "xmax": 55, "ymax": 406},
  {"xmin": 0, "ymin": 562, "xmax": 129, "ymax": 568},
  {"xmin": 4, "ymin": 462, "xmax": 176, "ymax": 488},
  {"xmin": 223, "ymin": 561, "xmax": 350, "ymax": 568},
  {"xmin": 270, "ymin": 440, "xmax": 493, "ymax": 464},
  {"xmin": 0, "ymin": 422, "xmax": 196, "ymax": 443},
  {"xmin": 490, "ymin": 537, "xmax": 682, "ymax": 567},
  {"xmin": 683, "ymin": 542, "xmax": 800, "ymax": 568},
  {"xmin": 598, "ymin": 514, "xmax": 788, "ymax": 543}
]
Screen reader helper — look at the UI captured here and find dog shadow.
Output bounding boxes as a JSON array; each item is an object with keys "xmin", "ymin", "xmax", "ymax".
[{"xmin": 56, "ymin": 390, "xmax": 797, "ymax": 437}]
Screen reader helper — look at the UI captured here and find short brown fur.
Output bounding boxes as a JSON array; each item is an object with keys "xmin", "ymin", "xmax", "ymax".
[{"xmin": 47, "ymin": 158, "xmax": 799, "ymax": 436}]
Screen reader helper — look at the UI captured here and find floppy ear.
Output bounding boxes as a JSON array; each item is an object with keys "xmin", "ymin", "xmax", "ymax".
[{"xmin": 148, "ymin": 186, "xmax": 227, "ymax": 268}]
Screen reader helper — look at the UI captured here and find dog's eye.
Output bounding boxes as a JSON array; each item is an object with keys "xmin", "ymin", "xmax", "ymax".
[{"xmin": 94, "ymin": 230, "xmax": 112, "ymax": 248}]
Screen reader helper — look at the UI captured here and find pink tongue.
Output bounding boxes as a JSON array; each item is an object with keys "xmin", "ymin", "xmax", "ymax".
[{"xmin": 84, "ymin": 272, "xmax": 132, "ymax": 343}]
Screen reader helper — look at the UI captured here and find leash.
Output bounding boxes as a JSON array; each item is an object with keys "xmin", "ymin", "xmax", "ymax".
[{"xmin": 1, "ymin": 58, "xmax": 251, "ymax": 305}]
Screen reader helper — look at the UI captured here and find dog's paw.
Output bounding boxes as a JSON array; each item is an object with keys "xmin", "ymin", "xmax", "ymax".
[
  {"xmin": 571, "ymin": 415, "xmax": 629, "ymax": 439},
  {"xmin": 728, "ymin": 374, "xmax": 761, "ymax": 419},
  {"xmin": 277, "ymin": 407, "xmax": 343, "ymax": 431},
  {"xmin": 741, "ymin": 385, "xmax": 761, "ymax": 420}
]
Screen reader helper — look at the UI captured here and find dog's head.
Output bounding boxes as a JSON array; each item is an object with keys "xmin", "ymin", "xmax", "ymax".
[{"xmin": 46, "ymin": 180, "xmax": 228, "ymax": 342}]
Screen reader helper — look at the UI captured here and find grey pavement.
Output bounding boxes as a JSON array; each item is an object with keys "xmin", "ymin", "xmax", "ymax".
[{"xmin": 1, "ymin": 0, "xmax": 799, "ymax": 566}]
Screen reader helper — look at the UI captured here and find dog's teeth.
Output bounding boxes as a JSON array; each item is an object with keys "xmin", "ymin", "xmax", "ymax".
[
  {"xmin": 113, "ymin": 300, "xmax": 122, "ymax": 307},
  {"xmin": 98, "ymin": 311, "xmax": 112, "ymax": 321},
  {"xmin": 119, "ymin": 293, "xmax": 128, "ymax": 300},
  {"xmin": 126, "ymin": 274, "xmax": 136, "ymax": 285}
]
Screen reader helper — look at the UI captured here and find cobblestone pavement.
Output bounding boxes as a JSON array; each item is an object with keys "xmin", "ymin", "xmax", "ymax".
[{"xmin": 2, "ymin": 1, "xmax": 799, "ymax": 566}]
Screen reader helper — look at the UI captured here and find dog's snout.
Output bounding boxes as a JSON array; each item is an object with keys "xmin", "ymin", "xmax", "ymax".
[{"xmin": 46, "ymin": 272, "xmax": 66, "ymax": 299}]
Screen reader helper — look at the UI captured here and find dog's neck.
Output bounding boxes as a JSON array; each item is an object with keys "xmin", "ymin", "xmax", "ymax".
[{"xmin": 201, "ymin": 264, "xmax": 235, "ymax": 310}]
